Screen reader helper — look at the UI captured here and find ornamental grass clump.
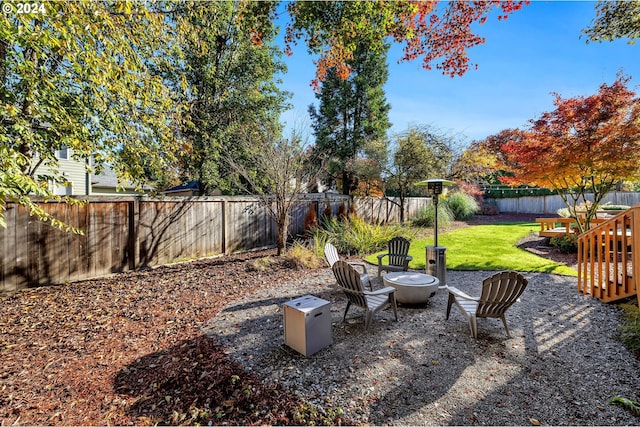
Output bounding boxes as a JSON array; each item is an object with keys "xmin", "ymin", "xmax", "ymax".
[
  {"xmin": 444, "ymin": 191, "xmax": 480, "ymax": 220},
  {"xmin": 412, "ymin": 203, "xmax": 453, "ymax": 228},
  {"xmin": 314, "ymin": 216, "xmax": 409, "ymax": 256},
  {"xmin": 285, "ymin": 240, "xmax": 324, "ymax": 269}
]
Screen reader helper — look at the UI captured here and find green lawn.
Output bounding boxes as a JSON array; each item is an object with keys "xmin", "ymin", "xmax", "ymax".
[{"xmin": 366, "ymin": 222, "xmax": 577, "ymax": 276}]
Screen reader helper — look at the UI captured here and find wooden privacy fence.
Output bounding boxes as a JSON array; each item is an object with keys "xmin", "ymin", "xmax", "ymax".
[
  {"xmin": 1, "ymin": 194, "xmax": 429, "ymax": 291},
  {"xmin": 487, "ymin": 191, "xmax": 640, "ymax": 215},
  {"xmin": 353, "ymin": 196, "xmax": 428, "ymax": 224}
]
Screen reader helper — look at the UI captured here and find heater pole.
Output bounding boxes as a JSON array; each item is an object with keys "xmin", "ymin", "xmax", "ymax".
[
  {"xmin": 433, "ymin": 194, "xmax": 438, "ymax": 247},
  {"xmin": 416, "ymin": 179, "xmax": 453, "ymax": 288}
]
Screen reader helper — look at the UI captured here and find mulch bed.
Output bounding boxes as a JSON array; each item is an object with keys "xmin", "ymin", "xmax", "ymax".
[
  {"xmin": 0, "ymin": 252, "xmax": 342, "ymax": 425},
  {"xmin": 0, "ymin": 214, "xmax": 576, "ymax": 426}
]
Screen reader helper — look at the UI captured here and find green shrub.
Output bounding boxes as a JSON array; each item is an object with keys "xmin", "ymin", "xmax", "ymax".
[
  {"xmin": 550, "ymin": 234, "xmax": 578, "ymax": 253},
  {"xmin": 618, "ymin": 302, "xmax": 640, "ymax": 357},
  {"xmin": 412, "ymin": 203, "xmax": 453, "ymax": 228},
  {"xmin": 444, "ymin": 192, "xmax": 480, "ymax": 220}
]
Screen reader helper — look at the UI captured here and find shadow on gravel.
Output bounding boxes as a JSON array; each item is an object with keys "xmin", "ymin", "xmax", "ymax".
[
  {"xmin": 210, "ymin": 284, "xmax": 476, "ymax": 424},
  {"xmin": 424, "ymin": 273, "xmax": 640, "ymax": 426},
  {"xmin": 209, "ymin": 270, "xmax": 640, "ymax": 426},
  {"xmin": 223, "ymin": 296, "xmax": 292, "ymax": 312}
]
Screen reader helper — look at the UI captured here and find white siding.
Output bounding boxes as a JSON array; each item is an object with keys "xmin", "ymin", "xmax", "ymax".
[
  {"xmin": 56, "ymin": 157, "xmax": 88, "ymax": 195},
  {"xmin": 34, "ymin": 150, "xmax": 89, "ymax": 195}
]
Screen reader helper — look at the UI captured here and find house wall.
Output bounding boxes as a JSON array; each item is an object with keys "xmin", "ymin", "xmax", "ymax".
[
  {"xmin": 56, "ymin": 157, "xmax": 89, "ymax": 195},
  {"xmin": 34, "ymin": 148, "xmax": 146, "ymax": 196},
  {"xmin": 35, "ymin": 149, "xmax": 89, "ymax": 195}
]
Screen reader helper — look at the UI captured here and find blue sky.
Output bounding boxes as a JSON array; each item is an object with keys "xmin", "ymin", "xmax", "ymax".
[{"xmin": 278, "ymin": 1, "xmax": 640, "ymax": 144}]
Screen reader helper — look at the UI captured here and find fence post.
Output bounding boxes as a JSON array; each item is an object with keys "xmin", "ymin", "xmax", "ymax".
[
  {"xmin": 370, "ymin": 197, "xmax": 373, "ymax": 222},
  {"xmin": 222, "ymin": 199, "xmax": 227, "ymax": 255},
  {"xmin": 129, "ymin": 197, "xmax": 139, "ymax": 270}
]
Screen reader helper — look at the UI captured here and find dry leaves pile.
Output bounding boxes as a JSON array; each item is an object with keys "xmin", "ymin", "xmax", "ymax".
[{"xmin": 0, "ymin": 251, "xmax": 347, "ymax": 426}]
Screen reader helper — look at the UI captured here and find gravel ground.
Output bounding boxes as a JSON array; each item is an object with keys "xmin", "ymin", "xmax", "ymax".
[{"xmin": 207, "ymin": 267, "xmax": 640, "ymax": 426}]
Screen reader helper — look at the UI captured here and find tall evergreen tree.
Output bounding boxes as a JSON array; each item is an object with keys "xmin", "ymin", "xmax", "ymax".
[
  {"xmin": 309, "ymin": 41, "xmax": 391, "ymax": 195},
  {"xmin": 174, "ymin": 1, "xmax": 289, "ymax": 195}
]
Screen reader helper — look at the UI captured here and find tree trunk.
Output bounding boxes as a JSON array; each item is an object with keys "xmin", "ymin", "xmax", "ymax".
[
  {"xmin": 341, "ymin": 170, "xmax": 351, "ymax": 195},
  {"xmin": 276, "ymin": 216, "xmax": 288, "ymax": 256},
  {"xmin": 341, "ymin": 170, "xmax": 359, "ymax": 196}
]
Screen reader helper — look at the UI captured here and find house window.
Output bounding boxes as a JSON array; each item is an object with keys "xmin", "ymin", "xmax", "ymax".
[{"xmin": 56, "ymin": 146, "xmax": 69, "ymax": 160}]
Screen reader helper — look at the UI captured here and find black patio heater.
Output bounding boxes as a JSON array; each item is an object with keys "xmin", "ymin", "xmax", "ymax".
[{"xmin": 416, "ymin": 179, "xmax": 454, "ymax": 287}]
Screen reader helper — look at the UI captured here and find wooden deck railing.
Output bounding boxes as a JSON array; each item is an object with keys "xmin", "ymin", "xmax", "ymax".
[{"xmin": 577, "ymin": 204, "xmax": 640, "ymax": 307}]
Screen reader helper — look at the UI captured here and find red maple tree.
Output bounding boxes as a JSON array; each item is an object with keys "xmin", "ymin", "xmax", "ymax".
[
  {"xmin": 500, "ymin": 74, "xmax": 640, "ymax": 231},
  {"xmin": 285, "ymin": 1, "xmax": 529, "ymax": 88}
]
